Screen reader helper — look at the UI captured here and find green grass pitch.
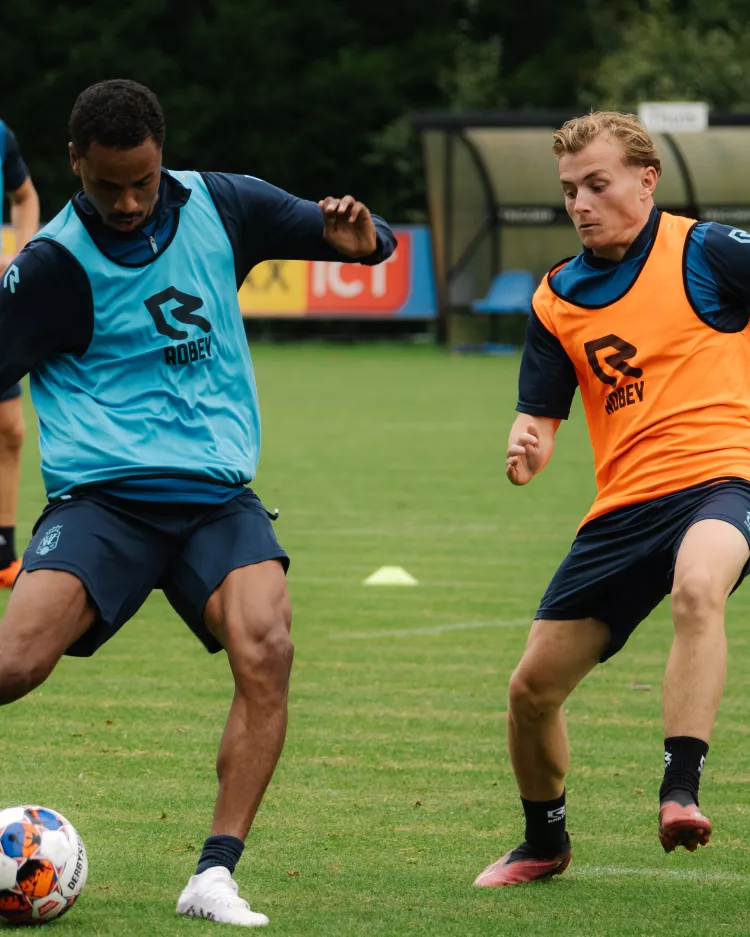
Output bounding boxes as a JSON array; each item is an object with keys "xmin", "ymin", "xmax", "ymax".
[{"xmin": 2, "ymin": 344, "xmax": 750, "ymax": 935}]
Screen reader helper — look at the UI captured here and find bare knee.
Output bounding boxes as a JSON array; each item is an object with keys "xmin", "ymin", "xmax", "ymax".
[
  {"xmin": 672, "ymin": 567, "xmax": 725, "ymax": 629},
  {"xmin": 508, "ymin": 666, "xmax": 566, "ymax": 723},
  {"xmin": 226, "ymin": 599, "xmax": 294, "ymax": 700},
  {"xmin": 0, "ymin": 411, "xmax": 25, "ymax": 456},
  {"xmin": 0, "ymin": 650, "xmax": 55, "ymax": 705}
]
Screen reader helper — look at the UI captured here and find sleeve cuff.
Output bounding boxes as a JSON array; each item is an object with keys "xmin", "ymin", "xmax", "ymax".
[
  {"xmin": 356, "ymin": 234, "xmax": 386, "ymax": 266},
  {"xmin": 515, "ymin": 401, "xmax": 570, "ymax": 420}
]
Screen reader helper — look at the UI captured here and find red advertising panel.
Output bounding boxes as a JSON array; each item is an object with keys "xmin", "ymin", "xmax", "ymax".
[{"xmin": 307, "ymin": 230, "xmax": 411, "ymax": 315}]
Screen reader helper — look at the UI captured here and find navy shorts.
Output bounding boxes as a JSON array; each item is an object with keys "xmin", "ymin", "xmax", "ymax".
[
  {"xmin": 21, "ymin": 489, "xmax": 289, "ymax": 657},
  {"xmin": 537, "ymin": 479, "xmax": 750, "ymax": 661},
  {"xmin": 0, "ymin": 383, "xmax": 21, "ymax": 403}
]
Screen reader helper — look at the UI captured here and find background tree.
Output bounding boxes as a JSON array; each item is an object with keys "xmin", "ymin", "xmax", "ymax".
[
  {"xmin": 587, "ymin": 0, "xmax": 750, "ymax": 111},
  {"xmin": 0, "ymin": 0, "xmax": 467, "ymax": 219},
  {"xmin": 0, "ymin": 0, "xmax": 746, "ymax": 223}
]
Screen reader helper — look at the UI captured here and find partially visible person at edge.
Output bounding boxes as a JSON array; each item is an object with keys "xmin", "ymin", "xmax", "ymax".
[
  {"xmin": 0, "ymin": 79, "xmax": 396, "ymax": 927},
  {"xmin": 475, "ymin": 110, "xmax": 750, "ymax": 887},
  {"xmin": 0, "ymin": 120, "xmax": 39, "ymax": 587}
]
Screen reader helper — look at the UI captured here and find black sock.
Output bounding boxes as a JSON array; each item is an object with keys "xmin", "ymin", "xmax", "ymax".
[
  {"xmin": 659, "ymin": 736, "xmax": 708, "ymax": 807},
  {"xmin": 195, "ymin": 835, "xmax": 245, "ymax": 875},
  {"xmin": 0, "ymin": 526, "xmax": 15, "ymax": 568},
  {"xmin": 520, "ymin": 791, "xmax": 567, "ymax": 856}
]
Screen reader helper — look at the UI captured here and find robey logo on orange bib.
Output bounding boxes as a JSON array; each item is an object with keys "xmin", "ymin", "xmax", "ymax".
[{"xmin": 584, "ymin": 334, "xmax": 645, "ymax": 415}]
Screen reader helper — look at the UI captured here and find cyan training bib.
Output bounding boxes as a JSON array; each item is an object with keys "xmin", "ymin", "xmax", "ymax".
[{"xmin": 31, "ymin": 170, "xmax": 260, "ymax": 499}]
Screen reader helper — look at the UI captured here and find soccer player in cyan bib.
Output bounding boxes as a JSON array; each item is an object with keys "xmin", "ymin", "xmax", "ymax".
[
  {"xmin": 475, "ymin": 111, "xmax": 750, "ymax": 886},
  {"xmin": 0, "ymin": 119, "xmax": 40, "ymax": 588},
  {"xmin": 0, "ymin": 80, "xmax": 396, "ymax": 926}
]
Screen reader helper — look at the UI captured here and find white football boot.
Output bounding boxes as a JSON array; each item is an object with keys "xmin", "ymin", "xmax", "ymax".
[{"xmin": 176, "ymin": 866, "xmax": 269, "ymax": 927}]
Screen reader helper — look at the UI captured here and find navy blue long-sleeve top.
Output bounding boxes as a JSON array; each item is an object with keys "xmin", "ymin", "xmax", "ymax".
[{"xmin": 0, "ymin": 170, "xmax": 397, "ymax": 388}]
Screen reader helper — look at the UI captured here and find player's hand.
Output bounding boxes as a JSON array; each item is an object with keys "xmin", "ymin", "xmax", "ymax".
[
  {"xmin": 0, "ymin": 255, "xmax": 15, "ymax": 278},
  {"xmin": 506, "ymin": 421, "xmax": 543, "ymax": 486},
  {"xmin": 319, "ymin": 195, "xmax": 377, "ymax": 258}
]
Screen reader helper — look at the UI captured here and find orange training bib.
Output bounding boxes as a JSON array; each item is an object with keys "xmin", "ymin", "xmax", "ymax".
[{"xmin": 533, "ymin": 212, "xmax": 750, "ymax": 526}]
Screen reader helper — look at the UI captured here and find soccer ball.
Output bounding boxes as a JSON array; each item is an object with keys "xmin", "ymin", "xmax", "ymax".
[{"xmin": 0, "ymin": 805, "xmax": 87, "ymax": 925}]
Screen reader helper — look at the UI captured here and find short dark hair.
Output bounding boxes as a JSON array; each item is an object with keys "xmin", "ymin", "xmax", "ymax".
[{"xmin": 69, "ymin": 79, "xmax": 165, "ymax": 155}]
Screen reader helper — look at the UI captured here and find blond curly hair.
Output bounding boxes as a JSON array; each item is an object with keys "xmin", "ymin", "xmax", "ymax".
[{"xmin": 552, "ymin": 111, "xmax": 662, "ymax": 176}]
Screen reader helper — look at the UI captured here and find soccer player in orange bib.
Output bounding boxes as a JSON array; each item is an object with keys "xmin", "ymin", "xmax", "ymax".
[{"xmin": 475, "ymin": 111, "xmax": 750, "ymax": 887}]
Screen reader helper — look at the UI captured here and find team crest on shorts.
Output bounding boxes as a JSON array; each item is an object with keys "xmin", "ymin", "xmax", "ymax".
[
  {"xmin": 36, "ymin": 525, "xmax": 63, "ymax": 555},
  {"xmin": 745, "ymin": 512, "xmax": 750, "ymax": 534}
]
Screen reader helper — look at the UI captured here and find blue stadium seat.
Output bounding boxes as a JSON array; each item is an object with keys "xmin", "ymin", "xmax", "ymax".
[{"xmin": 471, "ymin": 269, "xmax": 535, "ymax": 315}]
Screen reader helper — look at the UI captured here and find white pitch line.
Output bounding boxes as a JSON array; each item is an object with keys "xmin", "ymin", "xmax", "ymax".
[
  {"xmin": 291, "ymin": 576, "xmax": 369, "ymax": 586},
  {"xmin": 331, "ymin": 618, "xmax": 529, "ymax": 640},
  {"xmin": 571, "ymin": 866, "xmax": 750, "ymax": 883}
]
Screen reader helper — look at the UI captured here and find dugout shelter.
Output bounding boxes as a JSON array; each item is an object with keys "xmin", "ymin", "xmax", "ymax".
[{"xmin": 413, "ymin": 110, "xmax": 750, "ymax": 342}]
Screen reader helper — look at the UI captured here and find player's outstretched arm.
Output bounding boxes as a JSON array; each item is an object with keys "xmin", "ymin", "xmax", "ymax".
[
  {"xmin": 506, "ymin": 413, "xmax": 560, "ymax": 486},
  {"xmin": 200, "ymin": 173, "xmax": 397, "ymax": 274}
]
